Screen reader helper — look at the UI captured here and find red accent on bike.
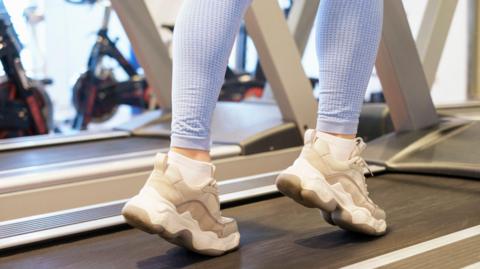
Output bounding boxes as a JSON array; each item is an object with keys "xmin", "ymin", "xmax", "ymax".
[
  {"xmin": 25, "ymin": 95, "xmax": 47, "ymax": 134},
  {"xmin": 244, "ymin": 87, "xmax": 264, "ymax": 99},
  {"xmin": 83, "ymin": 85, "xmax": 97, "ymax": 128}
]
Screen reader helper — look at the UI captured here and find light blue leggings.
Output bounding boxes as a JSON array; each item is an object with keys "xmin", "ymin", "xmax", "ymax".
[{"xmin": 171, "ymin": 0, "xmax": 383, "ymax": 151}]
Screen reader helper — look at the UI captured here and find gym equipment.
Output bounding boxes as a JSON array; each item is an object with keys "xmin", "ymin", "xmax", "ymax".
[
  {"xmin": 0, "ymin": 5, "xmax": 53, "ymax": 138},
  {"xmin": 1, "ymin": 1, "xmax": 478, "ymax": 268},
  {"xmin": 359, "ymin": 0, "xmax": 460, "ymax": 142},
  {"xmin": 69, "ymin": 1, "xmax": 152, "ymax": 130},
  {"xmin": 0, "ymin": 0, "xmax": 321, "ymax": 222},
  {"xmin": 220, "ymin": 67, "xmax": 265, "ymax": 101},
  {"xmin": 221, "ymin": 0, "xmax": 319, "ymax": 102},
  {"xmin": 363, "ymin": 0, "xmax": 478, "ymax": 178},
  {"xmin": 221, "ymin": 66, "xmax": 318, "ymax": 102}
]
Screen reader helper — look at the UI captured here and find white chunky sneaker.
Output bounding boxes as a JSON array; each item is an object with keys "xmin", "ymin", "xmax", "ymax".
[
  {"xmin": 122, "ymin": 153, "xmax": 240, "ymax": 256},
  {"xmin": 276, "ymin": 130, "xmax": 387, "ymax": 236}
]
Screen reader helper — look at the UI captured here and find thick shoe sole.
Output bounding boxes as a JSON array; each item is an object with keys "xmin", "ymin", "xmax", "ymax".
[
  {"xmin": 276, "ymin": 174, "xmax": 387, "ymax": 236},
  {"xmin": 122, "ymin": 197, "xmax": 240, "ymax": 256}
]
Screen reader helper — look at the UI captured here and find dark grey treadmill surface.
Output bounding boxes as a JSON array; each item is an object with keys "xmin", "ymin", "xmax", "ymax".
[
  {"xmin": 364, "ymin": 120, "xmax": 480, "ymax": 179},
  {"xmin": 0, "ymin": 137, "xmax": 169, "ymax": 171},
  {"xmin": 137, "ymin": 102, "xmax": 285, "ymax": 144},
  {"xmin": 1, "ymin": 173, "xmax": 479, "ymax": 269},
  {"xmin": 393, "ymin": 121, "xmax": 480, "ymax": 166}
]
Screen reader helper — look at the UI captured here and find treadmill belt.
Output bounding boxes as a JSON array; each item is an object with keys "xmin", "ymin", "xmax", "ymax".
[
  {"xmin": 1, "ymin": 173, "xmax": 479, "ymax": 269},
  {"xmin": 0, "ymin": 137, "xmax": 169, "ymax": 171}
]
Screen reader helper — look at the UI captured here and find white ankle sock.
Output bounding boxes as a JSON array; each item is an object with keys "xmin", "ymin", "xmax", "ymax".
[
  {"xmin": 167, "ymin": 151, "xmax": 213, "ymax": 186},
  {"xmin": 316, "ymin": 131, "xmax": 356, "ymax": 161}
]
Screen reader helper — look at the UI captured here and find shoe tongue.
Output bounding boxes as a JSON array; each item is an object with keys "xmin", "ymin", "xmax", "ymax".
[{"xmin": 303, "ymin": 129, "xmax": 316, "ymax": 145}]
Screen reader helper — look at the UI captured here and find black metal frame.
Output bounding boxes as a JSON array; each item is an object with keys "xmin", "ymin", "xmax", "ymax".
[{"xmin": 0, "ymin": 13, "xmax": 50, "ymax": 137}]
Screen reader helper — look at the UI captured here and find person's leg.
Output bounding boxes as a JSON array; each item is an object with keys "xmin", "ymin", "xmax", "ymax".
[
  {"xmin": 277, "ymin": 0, "xmax": 387, "ymax": 236},
  {"xmin": 315, "ymin": 0, "xmax": 383, "ymax": 160},
  {"xmin": 316, "ymin": 0, "xmax": 382, "ymax": 137},
  {"xmin": 170, "ymin": 0, "xmax": 251, "ymax": 162},
  {"xmin": 123, "ymin": 0, "xmax": 252, "ymax": 256}
]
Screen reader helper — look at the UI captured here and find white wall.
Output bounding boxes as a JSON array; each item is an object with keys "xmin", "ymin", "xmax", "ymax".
[{"xmin": 405, "ymin": 0, "xmax": 468, "ymax": 104}]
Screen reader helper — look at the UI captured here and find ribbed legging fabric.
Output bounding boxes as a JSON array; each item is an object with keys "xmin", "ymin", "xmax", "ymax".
[{"xmin": 170, "ymin": 0, "xmax": 383, "ymax": 150}]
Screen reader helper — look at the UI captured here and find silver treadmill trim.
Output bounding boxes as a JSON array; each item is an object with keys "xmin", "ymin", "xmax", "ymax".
[
  {"xmin": 1, "ymin": 147, "xmax": 301, "ymax": 221},
  {"xmin": 463, "ymin": 262, "xmax": 480, "ymax": 269},
  {"xmin": 0, "ymin": 144, "xmax": 241, "ymax": 194},
  {"xmin": 341, "ymin": 225, "xmax": 480, "ymax": 269},
  {"xmin": 0, "ymin": 215, "xmax": 126, "ymax": 251},
  {"xmin": 0, "ymin": 131, "xmax": 130, "ymax": 152},
  {"xmin": 0, "ymin": 170, "xmax": 281, "ymax": 250}
]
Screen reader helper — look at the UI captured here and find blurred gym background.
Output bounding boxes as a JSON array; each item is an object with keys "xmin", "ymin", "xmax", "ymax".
[{"xmin": 2, "ymin": 0, "xmax": 470, "ymax": 131}]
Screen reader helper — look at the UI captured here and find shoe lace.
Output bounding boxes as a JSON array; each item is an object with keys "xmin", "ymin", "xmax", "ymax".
[
  {"xmin": 351, "ymin": 137, "xmax": 367, "ymax": 156},
  {"xmin": 204, "ymin": 180, "xmax": 221, "ymax": 218},
  {"xmin": 350, "ymin": 137, "xmax": 373, "ymax": 197},
  {"xmin": 206, "ymin": 165, "xmax": 219, "ymax": 195},
  {"xmin": 354, "ymin": 157, "xmax": 374, "ymax": 177},
  {"xmin": 208, "ymin": 180, "xmax": 219, "ymax": 195},
  {"xmin": 352, "ymin": 157, "xmax": 374, "ymax": 201}
]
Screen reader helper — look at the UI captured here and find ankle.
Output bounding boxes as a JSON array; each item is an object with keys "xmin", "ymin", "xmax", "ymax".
[
  {"xmin": 171, "ymin": 147, "xmax": 211, "ymax": 162},
  {"xmin": 167, "ymin": 150, "xmax": 213, "ymax": 186},
  {"xmin": 315, "ymin": 131, "xmax": 356, "ymax": 161},
  {"xmin": 324, "ymin": 132, "xmax": 356, "ymax": 140}
]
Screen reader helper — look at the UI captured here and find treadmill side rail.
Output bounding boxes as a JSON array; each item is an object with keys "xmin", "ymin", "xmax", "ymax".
[
  {"xmin": 0, "ymin": 147, "xmax": 298, "ymax": 221},
  {"xmin": 376, "ymin": 0, "xmax": 439, "ymax": 131},
  {"xmin": 0, "ymin": 130, "xmax": 130, "ymax": 152}
]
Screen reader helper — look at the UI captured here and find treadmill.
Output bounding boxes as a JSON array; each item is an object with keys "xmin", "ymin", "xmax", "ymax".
[
  {"xmin": 0, "ymin": 0, "xmax": 319, "ymax": 221},
  {"xmin": 362, "ymin": 0, "xmax": 480, "ymax": 179},
  {"xmin": 1, "ymin": 1, "xmax": 479, "ymax": 268}
]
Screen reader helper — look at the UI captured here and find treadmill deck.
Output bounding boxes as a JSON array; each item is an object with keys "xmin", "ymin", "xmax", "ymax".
[{"xmin": 1, "ymin": 173, "xmax": 479, "ymax": 269}]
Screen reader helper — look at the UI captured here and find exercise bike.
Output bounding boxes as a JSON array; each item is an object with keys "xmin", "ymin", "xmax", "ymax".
[
  {"xmin": 68, "ymin": 0, "xmax": 153, "ymax": 130},
  {"xmin": 0, "ymin": 5, "xmax": 53, "ymax": 138}
]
